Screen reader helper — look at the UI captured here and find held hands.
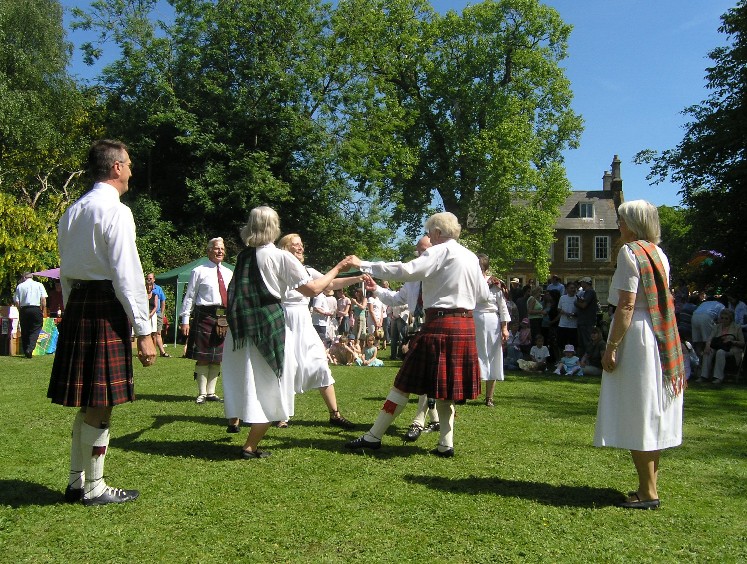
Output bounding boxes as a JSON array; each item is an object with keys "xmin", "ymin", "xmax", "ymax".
[{"xmin": 362, "ymin": 274, "xmax": 377, "ymax": 292}]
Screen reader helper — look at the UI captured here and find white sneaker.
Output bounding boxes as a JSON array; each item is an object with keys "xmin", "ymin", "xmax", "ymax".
[
  {"xmin": 553, "ymin": 369, "xmax": 561, "ymax": 375},
  {"xmin": 196, "ymin": 394, "xmax": 206, "ymax": 404}
]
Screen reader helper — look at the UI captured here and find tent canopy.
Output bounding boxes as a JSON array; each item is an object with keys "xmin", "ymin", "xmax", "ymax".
[
  {"xmin": 156, "ymin": 259, "xmax": 235, "ymax": 345},
  {"xmin": 32, "ymin": 268, "xmax": 61, "ymax": 279}
]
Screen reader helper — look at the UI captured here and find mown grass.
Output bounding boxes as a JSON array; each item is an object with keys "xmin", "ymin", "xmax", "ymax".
[{"xmin": 1, "ymin": 346, "xmax": 745, "ymax": 563}]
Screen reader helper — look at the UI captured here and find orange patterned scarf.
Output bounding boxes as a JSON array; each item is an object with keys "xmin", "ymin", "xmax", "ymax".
[{"xmin": 627, "ymin": 241, "xmax": 686, "ymax": 397}]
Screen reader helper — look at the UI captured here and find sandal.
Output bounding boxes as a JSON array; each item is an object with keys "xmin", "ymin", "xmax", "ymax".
[
  {"xmin": 160, "ymin": 352, "xmax": 171, "ymax": 358},
  {"xmin": 275, "ymin": 421, "xmax": 289, "ymax": 429},
  {"xmin": 241, "ymin": 449, "xmax": 271, "ymax": 459},
  {"xmin": 617, "ymin": 492, "xmax": 660, "ymax": 510}
]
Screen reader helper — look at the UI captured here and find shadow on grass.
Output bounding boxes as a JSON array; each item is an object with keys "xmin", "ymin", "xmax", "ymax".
[
  {"xmin": 0, "ymin": 479, "xmax": 63, "ymax": 508},
  {"xmin": 136, "ymin": 393, "xmax": 196, "ymax": 403},
  {"xmin": 404, "ymin": 474, "xmax": 622, "ymax": 508}
]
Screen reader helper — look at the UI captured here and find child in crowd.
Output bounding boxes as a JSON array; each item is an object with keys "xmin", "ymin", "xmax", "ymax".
[
  {"xmin": 504, "ymin": 320, "xmax": 523, "ymax": 370},
  {"xmin": 356, "ymin": 333, "xmax": 384, "ymax": 367},
  {"xmin": 329, "ymin": 335, "xmax": 359, "ymax": 366},
  {"xmin": 347, "ymin": 333, "xmax": 362, "ymax": 358},
  {"xmin": 517, "ymin": 318, "xmax": 533, "ymax": 356},
  {"xmin": 518, "ymin": 334, "xmax": 551, "ymax": 372},
  {"xmin": 554, "ymin": 344, "xmax": 583, "ymax": 376},
  {"xmin": 579, "ymin": 326, "xmax": 606, "ymax": 376}
]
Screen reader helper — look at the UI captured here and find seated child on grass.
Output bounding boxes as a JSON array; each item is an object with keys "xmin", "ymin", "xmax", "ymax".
[
  {"xmin": 504, "ymin": 320, "xmax": 523, "ymax": 370},
  {"xmin": 356, "ymin": 333, "xmax": 384, "ymax": 367},
  {"xmin": 554, "ymin": 344, "xmax": 583, "ymax": 376},
  {"xmin": 517, "ymin": 334, "xmax": 551, "ymax": 372},
  {"xmin": 329, "ymin": 335, "xmax": 359, "ymax": 366}
]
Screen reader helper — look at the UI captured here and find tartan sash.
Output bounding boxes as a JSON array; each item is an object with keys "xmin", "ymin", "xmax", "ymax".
[
  {"xmin": 626, "ymin": 241, "xmax": 686, "ymax": 397},
  {"xmin": 227, "ymin": 247, "xmax": 286, "ymax": 378}
]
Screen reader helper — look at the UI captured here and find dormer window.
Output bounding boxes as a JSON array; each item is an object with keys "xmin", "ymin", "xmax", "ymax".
[{"xmin": 579, "ymin": 202, "xmax": 594, "ymax": 219}]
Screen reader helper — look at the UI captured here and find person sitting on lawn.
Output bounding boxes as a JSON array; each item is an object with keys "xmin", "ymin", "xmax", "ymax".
[
  {"xmin": 554, "ymin": 344, "xmax": 583, "ymax": 376},
  {"xmin": 518, "ymin": 333, "xmax": 551, "ymax": 372},
  {"xmin": 579, "ymin": 327, "xmax": 606, "ymax": 376},
  {"xmin": 504, "ymin": 320, "xmax": 523, "ymax": 370},
  {"xmin": 329, "ymin": 335, "xmax": 359, "ymax": 366},
  {"xmin": 356, "ymin": 333, "xmax": 384, "ymax": 366}
]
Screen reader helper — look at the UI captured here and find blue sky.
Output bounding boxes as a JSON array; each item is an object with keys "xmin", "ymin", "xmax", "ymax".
[{"xmin": 61, "ymin": 0, "xmax": 736, "ymax": 207}]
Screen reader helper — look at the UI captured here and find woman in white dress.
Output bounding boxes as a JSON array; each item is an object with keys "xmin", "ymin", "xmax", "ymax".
[
  {"xmin": 594, "ymin": 200, "xmax": 685, "ymax": 509},
  {"xmin": 222, "ymin": 207, "xmax": 353, "ymax": 458},
  {"xmin": 274, "ymin": 233, "xmax": 365, "ymax": 429},
  {"xmin": 474, "ymin": 254, "xmax": 509, "ymax": 407}
]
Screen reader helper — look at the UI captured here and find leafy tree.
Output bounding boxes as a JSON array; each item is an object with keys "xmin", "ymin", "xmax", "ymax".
[
  {"xmin": 0, "ymin": 0, "xmax": 96, "ymax": 211},
  {"xmin": 635, "ymin": 1, "xmax": 747, "ymax": 290},
  {"xmin": 657, "ymin": 205, "xmax": 695, "ymax": 284},
  {"xmin": 331, "ymin": 0, "xmax": 582, "ymax": 274},
  {"xmin": 0, "ymin": 193, "xmax": 58, "ymax": 302}
]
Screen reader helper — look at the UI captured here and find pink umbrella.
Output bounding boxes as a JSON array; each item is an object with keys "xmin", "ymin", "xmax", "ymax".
[{"xmin": 32, "ymin": 267, "xmax": 61, "ymax": 279}]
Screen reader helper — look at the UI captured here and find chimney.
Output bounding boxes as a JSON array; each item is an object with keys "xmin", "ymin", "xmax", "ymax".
[
  {"xmin": 610, "ymin": 155, "xmax": 622, "ymax": 192},
  {"xmin": 602, "ymin": 170, "xmax": 612, "ymax": 191}
]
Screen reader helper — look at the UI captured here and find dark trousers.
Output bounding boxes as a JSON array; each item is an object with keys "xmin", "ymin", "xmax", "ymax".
[
  {"xmin": 19, "ymin": 305, "xmax": 44, "ymax": 356},
  {"xmin": 389, "ymin": 318, "xmax": 408, "ymax": 359}
]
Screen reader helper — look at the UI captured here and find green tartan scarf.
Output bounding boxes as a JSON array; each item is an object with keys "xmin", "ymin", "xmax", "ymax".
[
  {"xmin": 627, "ymin": 241, "xmax": 686, "ymax": 397},
  {"xmin": 227, "ymin": 247, "xmax": 286, "ymax": 378}
]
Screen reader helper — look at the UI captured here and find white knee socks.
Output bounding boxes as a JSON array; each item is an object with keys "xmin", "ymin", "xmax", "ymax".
[
  {"xmin": 435, "ymin": 400, "xmax": 455, "ymax": 450},
  {"xmin": 206, "ymin": 363, "xmax": 220, "ymax": 395},
  {"xmin": 68, "ymin": 411, "xmax": 85, "ymax": 489},
  {"xmin": 366, "ymin": 388, "xmax": 409, "ymax": 441},
  {"xmin": 194, "ymin": 364, "xmax": 208, "ymax": 396},
  {"xmin": 80, "ymin": 422, "xmax": 110, "ymax": 500}
]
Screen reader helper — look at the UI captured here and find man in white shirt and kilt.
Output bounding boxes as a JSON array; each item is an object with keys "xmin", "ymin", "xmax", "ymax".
[
  {"xmin": 180, "ymin": 238, "xmax": 233, "ymax": 405},
  {"xmin": 345, "ymin": 212, "xmax": 489, "ymax": 457},
  {"xmin": 48, "ymin": 139, "xmax": 157, "ymax": 506}
]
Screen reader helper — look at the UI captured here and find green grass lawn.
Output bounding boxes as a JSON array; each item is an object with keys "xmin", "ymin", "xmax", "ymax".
[{"xmin": 1, "ymin": 346, "xmax": 745, "ymax": 563}]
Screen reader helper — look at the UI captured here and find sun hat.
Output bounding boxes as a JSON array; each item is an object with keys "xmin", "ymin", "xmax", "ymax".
[{"xmin": 564, "ymin": 344, "xmax": 575, "ymax": 353}]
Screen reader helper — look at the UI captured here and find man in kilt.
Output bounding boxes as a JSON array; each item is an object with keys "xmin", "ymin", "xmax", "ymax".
[
  {"xmin": 180, "ymin": 238, "xmax": 233, "ymax": 405},
  {"xmin": 345, "ymin": 212, "xmax": 490, "ymax": 457},
  {"xmin": 48, "ymin": 139, "xmax": 157, "ymax": 506}
]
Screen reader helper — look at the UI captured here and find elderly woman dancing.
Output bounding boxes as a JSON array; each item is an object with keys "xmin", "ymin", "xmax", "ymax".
[
  {"xmin": 345, "ymin": 212, "xmax": 489, "ymax": 457},
  {"xmin": 594, "ymin": 200, "xmax": 686, "ymax": 509},
  {"xmin": 221, "ymin": 207, "xmax": 352, "ymax": 459}
]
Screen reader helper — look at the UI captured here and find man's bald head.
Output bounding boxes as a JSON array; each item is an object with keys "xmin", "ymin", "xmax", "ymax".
[{"xmin": 416, "ymin": 235, "xmax": 432, "ymax": 256}]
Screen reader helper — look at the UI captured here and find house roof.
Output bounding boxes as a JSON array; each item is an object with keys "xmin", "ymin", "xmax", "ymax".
[{"xmin": 555, "ymin": 190, "xmax": 618, "ymax": 231}]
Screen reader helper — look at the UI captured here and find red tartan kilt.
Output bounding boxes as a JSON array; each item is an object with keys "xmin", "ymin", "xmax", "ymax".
[
  {"xmin": 185, "ymin": 307, "xmax": 225, "ymax": 363},
  {"xmin": 48, "ymin": 285, "xmax": 134, "ymax": 407},
  {"xmin": 394, "ymin": 316, "xmax": 480, "ymax": 401}
]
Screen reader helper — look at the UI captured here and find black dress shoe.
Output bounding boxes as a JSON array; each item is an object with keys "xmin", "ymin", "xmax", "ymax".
[
  {"xmin": 329, "ymin": 412, "xmax": 355, "ymax": 429},
  {"xmin": 226, "ymin": 424, "xmax": 240, "ymax": 433},
  {"xmin": 345, "ymin": 436, "xmax": 381, "ymax": 450},
  {"xmin": 430, "ymin": 447, "xmax": 455, "ymax": 458},
  {"xmin": 403, "ymin": 424, "xmax": 423, "ymax": 442},
  {"xmin": 64, "ymin": 485, "xmax": 83, "ymax": 503},
  {"xmin": 82, "ymin": 486, "xmax": 139, "ymax": 506},
  {"xmin": 241, "ymin": 449, "xmax": 271, "ymax": 459},
  {"xmin": 205, "ymin": 394, "xmax": 222, "ymax": 402}
]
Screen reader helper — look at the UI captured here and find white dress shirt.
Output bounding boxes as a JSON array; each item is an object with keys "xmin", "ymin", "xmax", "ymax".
[
  {"xmin": 57, "ymin": 182, "xmax": 151, "ymax": 336},
  {"xmin": 180, "ymin": 259, "xmax": 234, "ymax": 324},
  {"xmin": 360, "ymin": 238, "xmax": 489, "ymax": 310},
  {"xmin": 14, "ymin": 279, "xmax": 48, "ymax": 307}
]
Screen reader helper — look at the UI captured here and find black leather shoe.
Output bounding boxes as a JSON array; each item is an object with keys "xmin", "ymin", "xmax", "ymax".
[
  {"xmin": 403, "ymin": 424, "xmax": 423, "ymax": 442},
  {"xmin": 329, "ymin": 412, "xmax": 355, "ymax": 429},
  {"xmin": 345, "ymin": 436, "xmax": 381, "ymax": 450},
  {"xmin": 82, "ymin": 486, "xmax": 139, "ymax": 506},
  {"xmin": 205, "ymin": 394, "xmax": 222, "ymax": 402},
  {"xmin": 430, "ymin": 447, "xmax": 455, "ymax": 458},
  {"xmin": 64, "ymin": 485, "xmax": 83, "ymax": 503},
  {"xmin": 226, "ymin": 424, "xmax": 240, "ymax": 433},
  {"xmin": 241, "ymin": 449, "xmax": 271, "ymax": 459}
]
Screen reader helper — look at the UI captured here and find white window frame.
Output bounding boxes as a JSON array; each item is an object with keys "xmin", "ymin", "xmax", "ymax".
[
  {"xmin": 565, "ymin": 235, "xmax": 581, "ymax": 261},
  {"xmin": 579, "ymin": 202, "xmax": 594, "ymax": 219},
  {"xmin": 594, "ymin": 235, "xmax": 610, "ymax": 261}
]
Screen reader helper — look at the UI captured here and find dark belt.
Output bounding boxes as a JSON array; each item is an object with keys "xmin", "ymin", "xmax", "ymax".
[
  {"xmin": 195, "ymin": 304, "xmax": 226, "ymax": 316},
  {"xmin": 71, "ymin": 280, "xmax": 114, "ymax": 292},
  {"xmin": 20, "ymin": 305, "xmax": 42, "ymax": 309},
  {"xmin": 424, "ymin": 308, "xmax": 473, "ymax": 323}
]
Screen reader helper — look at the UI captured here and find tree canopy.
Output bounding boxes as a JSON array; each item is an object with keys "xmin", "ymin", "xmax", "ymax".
[{"xmin": 636, "ymin": 1, "xmax": 747, "ymax": 291}]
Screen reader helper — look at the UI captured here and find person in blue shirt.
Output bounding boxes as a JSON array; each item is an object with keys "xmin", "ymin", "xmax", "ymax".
[{"xmin": 146, "ymin": 272, "xmax": 170, "ymax": 357}]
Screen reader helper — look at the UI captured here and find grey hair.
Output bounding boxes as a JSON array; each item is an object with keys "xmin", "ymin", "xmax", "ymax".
[
  {"xmin": 424, "ymin": 212, "xmax": 461, "ymax": 239},
  {"xmin": 240, "ymin": 206, "xmax": 281, "ymax": 247},
  {"xmin": 206, "ymin": 237, "xmax": 224, "ymax": 252},
  {"xmin": 617, "ymin": 200, "xmax": 661, "ymax": 245}
]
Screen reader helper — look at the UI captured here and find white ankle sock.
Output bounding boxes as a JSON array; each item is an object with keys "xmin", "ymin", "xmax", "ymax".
[
  {"xmin": 80, "ymin": 422, "xmax": 110, "ymax": 499},
  {"xmin": 68, "ymin": 411, "xmax": 85, "ymax": 489},
  {"xmin": 435, "ymin": 400, "xmax": 455, "ymax": 449},
  {"xmin": 366, "ymin": 388, "xmax": 409, "ymax": 441}
]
